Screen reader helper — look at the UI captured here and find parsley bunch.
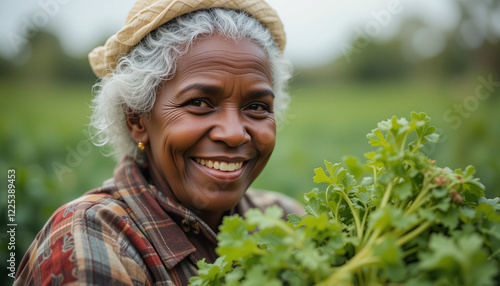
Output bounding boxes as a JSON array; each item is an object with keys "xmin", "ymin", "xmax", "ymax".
[{"xmin": 190, "ymin": 112, "xmax": 500, "ymax": 286}]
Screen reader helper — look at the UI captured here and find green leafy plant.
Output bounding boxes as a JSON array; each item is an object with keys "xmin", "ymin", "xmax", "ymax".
[{"xmin": 189, "ymin": 112, "xmax": 500, "ymax": 286}]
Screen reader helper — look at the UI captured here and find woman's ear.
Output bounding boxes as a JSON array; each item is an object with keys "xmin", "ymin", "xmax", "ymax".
[{"xmin": 126, "ymin": 112, "xmax": 149, "ymax": 145}]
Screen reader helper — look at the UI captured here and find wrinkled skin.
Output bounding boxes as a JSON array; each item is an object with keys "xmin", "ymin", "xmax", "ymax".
[{"xmin": 127, "ymin": 34, "xmax": 276, "ymax": 230}]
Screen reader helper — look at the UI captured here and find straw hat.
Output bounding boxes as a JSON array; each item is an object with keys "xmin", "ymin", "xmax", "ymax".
[{"xmin": 88, "ymin": 0, "xmax": 285, "ymax": 78}]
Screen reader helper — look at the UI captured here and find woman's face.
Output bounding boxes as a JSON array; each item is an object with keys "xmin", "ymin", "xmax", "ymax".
[{"xmin": 142, "ymin": 35, "xmax": 276, "ymax": 212}]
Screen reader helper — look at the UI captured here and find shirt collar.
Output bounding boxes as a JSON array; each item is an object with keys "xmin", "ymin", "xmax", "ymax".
[
  {"xmin": 110, "ymin": 157, "xmax": 255, "ymax": 269},
  {"xmin": 112, "ymin": 157, "xmax": 197, "ymax": 270}
]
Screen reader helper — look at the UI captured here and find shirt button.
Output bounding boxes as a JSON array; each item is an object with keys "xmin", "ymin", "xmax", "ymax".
[
  {"xmin": 192, "ymin": 223, "xmax": 200, "ymax": 235},
  {"xmin": 181, "ymin": 219, "xmax": 190, "ymax": 232}
]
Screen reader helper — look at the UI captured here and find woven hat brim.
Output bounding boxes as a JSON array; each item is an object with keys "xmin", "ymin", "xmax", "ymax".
[{"xmin": 88, "ymin": 0, "xmax": 285, "ymax": 78}]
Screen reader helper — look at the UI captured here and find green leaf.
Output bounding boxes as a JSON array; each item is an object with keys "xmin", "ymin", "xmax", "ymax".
[
  {"xmin": 240, "ymin": 264, "xmax": 282, "ymax": 286},
  {"xmin": 216, "ymin": 215, "xmax": 261, "ymax": 261},
  {"xmin": 364, "ymin": 151, "xmax": 376, "ymax": 160},
  {"xmin": 435, "ymin": 197, "xmax": 451, "ymax": 212},
  {"xmin": 459, "ymin": 207, "xmax": 476, "ymax": 223},
  {"xmin": 418, "ymin": 233, "xmax": 498, "ymax": 286},
  {"xmin": 313, "ymin": 167, "xmax": 332, "ymax": 184},
  {"xmin": 462, "ymin": 181, "xmax": 485, "ymax": 202},
  {"xmin": 464, "ymin": 165, "xmax": 476, "ymax": 177},
  {"xmin": 367, "ymin": 128, "xmax": 388, "ymax": 147},
  {"xmin": 418, "ymin": 234, "xmax": 466, "ymax": 271},
  {"xmin": 431, "ymin": 188, "xmax": 448, "ymax": 199},
  {"xmin": 340, "ymin": 173, "xmax": 356, "ymax": 193},
  {"xmin": 477, "ymin": 202, "xmax": 500, "ymax": 222},
  {"xmin": 342, "ymin": 156, "xmax": 366, "ymax": 179},
  {"xmin": 369, "ymin": 206, "xmax": 419, "ymax": 231},
  {"xmin": 333, "ymin": 166, "xmax": 347, "ymax": 185},
  {"xmin": 377, "ymin": 172, "xmax": 394, "ymax": 185},
  {"xmin": 287, "ymin": 213, "xmax": 303, "ymax": 228},
  {"xmin": 393, "ymin": 180, "xmax": 412, "ymax": 201},
  {"xmin": 478, "ymin": 197, "xmax": 500, "ymax": 212},
  {"xmin": 373, "ymin": 237, "xmax": 406, "ymax": 282},
  {"xmin": 304, "ymin": 196, "xmax": 321, "ymax": 217},
  {"xmin": 367, "ymin": 208, "xmax": 392, "ymax": 231},
  {"xmin": 356, "ymin": 186, "xmax": 370, "ymax": 205},
  {"xmin": 246, "ymin": 206, "xmax": 284, "ymax": 230},
  {"xmin": 189, "ymin": 257, "xmax": 229, "ymax": 286},
  {"xmin": 297, "ymin": 214, "xmax": 331, "ymax": 231},
  {"xmin": 377, "ymin": 118, "xmax": 393, "ymax": 132},
  {"xmin": 424, "ymin": 133, "xmax": 439, "ymax": 144},
  {"xmin": 360, "ymin": 176, "xmax": 374, "ymax": 186},
  {"xmin": 224, "ymin": 267, "xmax": 245, "ymax": 286},
  {"xmin": 418, "ymin": 208, "xmax": 437, "ymax": 222},
  {"xmin": 437, "ymin": 208, "xmax": 460, "ymax": 229},
  {"xmin": 392, "ymin": 211, "xmax": 419, "ymax": 229}
]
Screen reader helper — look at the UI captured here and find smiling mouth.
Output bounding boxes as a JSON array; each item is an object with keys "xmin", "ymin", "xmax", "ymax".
[{"xmin": 194, "ymin": 158, "xmax": 244, "ymax": 172}]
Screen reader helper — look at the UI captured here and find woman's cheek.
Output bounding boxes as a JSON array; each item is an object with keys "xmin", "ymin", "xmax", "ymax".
[
  {"xmin": 255, "ymin": 120, "xmax": 277, "ymax": 155},
  {"xmin": 161, "ymin": 115, "xmax": 208, "ymax": 145}
]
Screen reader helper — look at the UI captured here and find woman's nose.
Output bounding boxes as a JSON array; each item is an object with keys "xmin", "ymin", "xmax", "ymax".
[{"xmin": 209, "ymin": 111, "xmax": 251, "ymax": 147}]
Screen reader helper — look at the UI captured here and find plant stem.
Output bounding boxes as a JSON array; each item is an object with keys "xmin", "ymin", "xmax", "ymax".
[
  {"xmin": 319, "ymin": 248, "xmax": 381, "ymax": 286},
  {"xmin": 336, "ymin": 197, "xmax": 342, "ymax": 219},
  {"xmin": 325, "ymin": 185, "xmax": 337, "ymax": 221},
  {"xmin": 360, "ymin": 182, "xmax": 393, "ymax": 248},
  {"xmin": 404, "ymin": 184, "xmax": 432, "ymax": 216},
  {"xmin": 403, "ymin": 246, "xmax": 420, "ymax": 258},
  {"xmin": 400, "ymin": 132, "xmax": 409, "ymax": 154},
  {"xmin": 365, "ymin": 228, "xmax": 382, "ymax": 248},
  {"xmin": 340, "ymin": 190, "xmax": 363, "ymax": 240},
  {"xmin": 411, "ymin": 137, "xmax": 423, "ymax": 153},
  {"xmin": 275, "ymin": 219, "xmax": 297, "ymax": 238},
  {"xmin": 488, "ymin": 247, "xmax": 500, "ymax": 260},
  {"xmin": 397, "ymin": 221, "xmax": 432, "ymax": 246},
  {"xmin": 380, "ymin": 181, "xmax": 394, "ymax": 209},
  {"xmin": 360, "ymin": 206, "xmax": 369, "ymax": 237},
  {"xmin": 253, "ymin": 247, "xmax": 269, "ymax": 256}
]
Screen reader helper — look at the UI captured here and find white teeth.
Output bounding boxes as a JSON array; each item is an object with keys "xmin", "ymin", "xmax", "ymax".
[
  {"xmin": 220, "ymin": 162, "xmax": 228, "ymax": 171},
  {"xmin": 195, "ymin": 158, "xmax": 244, "ymax": 172}
]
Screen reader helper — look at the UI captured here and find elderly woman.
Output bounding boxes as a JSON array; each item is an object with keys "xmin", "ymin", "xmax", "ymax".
[{"xmin": 15, "ymin": 0, "xmax": 302, "ymax": 285}]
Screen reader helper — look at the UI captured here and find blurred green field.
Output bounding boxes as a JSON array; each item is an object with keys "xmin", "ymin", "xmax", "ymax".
[
  {"xmin": 1, "ymin": 75, "xmax": 499, "ymax": 271},
  {"xmin": 254, "ymin": 77, "xmax": 500, "ymax": 200}
]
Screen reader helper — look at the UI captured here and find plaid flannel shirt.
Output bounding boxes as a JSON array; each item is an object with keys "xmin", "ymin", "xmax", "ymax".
[{"xmin": 14, "ymin": 157, "xmax": 303, "ymax": 285}]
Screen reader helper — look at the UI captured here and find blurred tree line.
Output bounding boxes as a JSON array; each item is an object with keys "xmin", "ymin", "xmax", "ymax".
[
  {"xmin": 0, "ymin": 31, "xmax": 97, "ymax": 84},
  {"xmin": 289, "ymin": 0, "xmax": 499, "ymax": 203}
]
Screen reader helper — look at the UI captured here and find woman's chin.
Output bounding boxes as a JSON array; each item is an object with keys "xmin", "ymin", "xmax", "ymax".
[{"xmin": 185, "ymin": 187, "xmax": 246, "ymax": 212}]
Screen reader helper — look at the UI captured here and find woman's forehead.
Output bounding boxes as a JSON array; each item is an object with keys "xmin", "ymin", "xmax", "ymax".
[{"xmin": 173, "ymin": 35, "xmax": 272, "ymax": 82}]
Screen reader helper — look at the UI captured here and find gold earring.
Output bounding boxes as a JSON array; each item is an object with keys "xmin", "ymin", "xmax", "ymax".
[{"xmin": 138, "ymin": 141, "xmax": 145, "ymax": 150}]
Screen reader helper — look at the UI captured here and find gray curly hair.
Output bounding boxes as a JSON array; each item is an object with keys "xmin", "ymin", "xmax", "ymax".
[{"xmin": 90, "ymin": 8, "xmax": 293, "ymax": 162}]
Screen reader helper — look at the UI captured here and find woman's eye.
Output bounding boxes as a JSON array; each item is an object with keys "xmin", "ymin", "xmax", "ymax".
[
  {"xmin": 247, "ymin": 103, "xmax": 266, "ymax": 111},
  {"xmin": 188, "ymin": 99, "xmax": 209, "ymax": 107}
]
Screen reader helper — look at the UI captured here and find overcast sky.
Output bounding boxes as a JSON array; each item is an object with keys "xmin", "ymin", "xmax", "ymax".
[{"xmin": 0, "ymin": 0, "xmax": 463, "ymax": 67}]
